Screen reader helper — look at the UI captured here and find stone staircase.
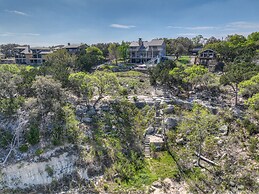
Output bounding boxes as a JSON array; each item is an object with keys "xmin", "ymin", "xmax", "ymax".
[{"xmin": 144, "ymin": 137, "xmax": 151, "ymax": 158}]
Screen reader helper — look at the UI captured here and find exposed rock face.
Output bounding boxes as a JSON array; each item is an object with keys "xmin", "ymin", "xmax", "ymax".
[
  {"xmin": 0, "ymin": 153, "xmax": 77, "ymax": 189},
  {"xmin": 0, "ymin": 146, "xmax": 101, "ymax": 190}
]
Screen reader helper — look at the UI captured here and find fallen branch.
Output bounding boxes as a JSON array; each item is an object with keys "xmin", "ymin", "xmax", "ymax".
[
  {"xmin": 1, "ymin": 135, "xmax": 17, "ymax": 166},
  {"xmin": 195, "ymin": 152, "xmax": 218, "ymax": 166}
]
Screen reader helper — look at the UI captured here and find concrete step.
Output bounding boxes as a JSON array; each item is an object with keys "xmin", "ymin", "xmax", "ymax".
[{"xmin": 144, "ymin": 137, "xmax": 151, "ymax": 158}]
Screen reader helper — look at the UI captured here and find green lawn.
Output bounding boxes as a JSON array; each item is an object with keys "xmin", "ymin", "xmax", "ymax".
[
  {"xmin": 177, "ymin": 56, "xmax": 191, "ymax": 65},
  {"xmin": 122, "ymin": 152, "xmax": 179, "ymax": 189}
]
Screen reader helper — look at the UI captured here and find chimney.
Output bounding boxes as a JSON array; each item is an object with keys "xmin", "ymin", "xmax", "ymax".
[{"xmin": 138, "ymin": 38, "xmax": 143, "ymax": 46}]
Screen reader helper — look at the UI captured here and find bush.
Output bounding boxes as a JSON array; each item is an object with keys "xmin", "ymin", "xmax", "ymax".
[
  {"xmin": 35, "ymin": 149, "xmax": 44, "ymax": 156},
  {"xmin": 26, "ymin": 125, "xmax": 40, "ymax": 145},
  {"xmin": 103, "ymin": 183, "xmax": 109, "ymax": 191},
  {"xmin": 133, "ymin": 96, "xmax": 138, "ymax": 102},
  {"xmin": 45, "ymin": 165, "xmax": 54, "ymax": 177},
  {"xmin": 119, "ymin": 87, "xmax": 128, "ymax": 96},
  {"xmin": 19, "ymin": 144, "xmax": 29, "ymax": 152},
  {"xmin": 243, "ymin": 119, "xmax": 259, "ymax": 135},
  {"xmin": 52, "ymin": 126, "xmax": 63, "ymax": 146},
  {"xmin": 249, "ymin": 137, "xmax": 258, "ymax": 153},
  {"xmin": 0, "ymin": 130, "xmax": 13, "ymax": 148},
  {"xmin": 0, "ymin": 97, "xmax": 25, "ymax": 116}
]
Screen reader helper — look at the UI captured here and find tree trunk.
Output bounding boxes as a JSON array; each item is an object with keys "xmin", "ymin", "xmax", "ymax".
[
  {"xmin": 235, "ymin": 83, "xmax": 238, "ymax": 106},
  {"xmin": 93, "ymin": 96, "xmax": 103, "ymax": 109},
  {"xmin": 195, "ymin": 152, "xmax": 218, "ymax": 166}
]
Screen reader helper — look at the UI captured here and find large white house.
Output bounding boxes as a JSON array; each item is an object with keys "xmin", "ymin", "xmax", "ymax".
[{"xmin": 129, "ymin": 38, "xmax": 166, "ymax": 64}]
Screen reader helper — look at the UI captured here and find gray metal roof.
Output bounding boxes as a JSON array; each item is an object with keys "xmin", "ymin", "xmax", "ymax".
[
  {"xmin": 31, "ymin": 47, "xmax": 51, "ymax": 50},
  {"xmin": 148, "ymin": 39, "xmax": 164, "ymax": 46},
  {"xmin": 40, "ymin": 51, "xmax": 53, "ymax": 55},
  {"xmin": 64, "ymin": 44, "xmax": 81, "ymax": 49},
  {"xmin": 15, "ymin": 46, "xmax": 28, "ymax": 49},
  {"xmin": 129, "ymin": 39, "xmax": 164, "ymax": 47}
]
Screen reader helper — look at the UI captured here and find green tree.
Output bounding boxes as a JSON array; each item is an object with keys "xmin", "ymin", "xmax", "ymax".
[
  {"xmin": 184, "ymin": 65, "xmax": 208, "ymax": 89},
  {"xmin": 0, "ymin": 70, "xmax": 23, "ymax": 115},
  {"xmin": 205, "ymin": 34, "xmax": 257, "ymax": 63},
  {"xmin": 18, "ymin": 66, "xmax": 39, "ymax": 97},
  {"xmin": 176, "ymin": 104, "xmax": 220, "ymax": 167},
  {"xmin": 91, "ymin": 71, "xmax": 119, "ymax": 107},
  {"xmin": 205, "ymin": 36, "xmax": 221, "ymax": 45},
  {"xmin": 246, "ymin": 93, "xmax": 259, "ymax": 111},
  {"xmin": 43, "ymin": 49, "xmax": 76, "ymax": 86},
  {"xmin": 62, "ymin": 105, "xmax": 83, "ymax": 144},
  {"xmin": 108, "ymin": 43, "xmax": 119, "ymax": 65},
  {"xmin": 68, "ymin": 72, "xmax": 94, "ymax": 103},
  {"xmin": 149, "ymin": 60, "xmax": 177, "ymax": 87},
  {"xmin": 31, "ymin": 76, "xmax": 64, "ymax": 135},
  {"xmin": 220, "ymin": 62, "xmax": 258, "ymax": 106},
  {"xmin": 239, "ymin": 73, "xmax": 259, "ymax": 98},
  {"xmin": 192, "ymin": 35, "xmax": 204, "ymax": 47},
  {"xmin": 118, "ymin": 41, "xmax": 129, "ymax": 63},
  {"xmin": 169, "ymin": 37, "xmax": 193, "ymax": 57},
  {"xmin": 77, "ymin": 46, "xmax": 105, "ymax": 72},
  {"xmin": 248, "ymin": 32, "xmax": 259, "ymax": 42}
]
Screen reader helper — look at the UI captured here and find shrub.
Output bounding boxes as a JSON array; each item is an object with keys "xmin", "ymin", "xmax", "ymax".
[
  {"xmin": 19, "ymin": 144, "xmax": 29, "ymax": 152},
  {"xmin": 0, "ymin": 130, "xmax": 13, "ymax": 148},
  {"xmin": 119, "ymin": 87, "xmax": 128, "ymax": 96},
  {"xmin": 103, "ymin": 183, "xmax": 109, "ymax": 191},
  {"xmin": 35, "ymin": 149, "xmax": 44, "ymax": 156},
  {"xmin": 45, "ymin": 165, "xmax": 54, "ymax": 177},
  {"xmin": 26, "ymin": 124, "xmax": 40, "ymax": 145},
  {"xmin": 243, "ymin": 119, "xmax": 259, "ymax": 135},
  {"xmin": 249, "ymin": 137, "xmax": 258, "ymax": 153},
  {"xmin": 133, "ymin": 96, "xmax": 138, "ymax": 102},
  {"xmin": 52, "ymin": 126, "xmax": 63, "ymax": 146}
]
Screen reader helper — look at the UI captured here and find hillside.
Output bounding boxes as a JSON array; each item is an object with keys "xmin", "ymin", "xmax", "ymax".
[{"xmin": 1, "ymin": 34, "xmax": 259, "ymax": 193}]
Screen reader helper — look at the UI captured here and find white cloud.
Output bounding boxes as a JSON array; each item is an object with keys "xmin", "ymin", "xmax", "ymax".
[
  {"xmin": 177, "ymin": 33, "xmax": 198, "ymax": 37},
  {"xmin": 5, "ymin": 10, "xmax": 29, "ymax": 16},
  {"xmin": 225, "ymin": 21, "xmax": 259, "ymax": 29},
  {"xmin": 167, "ymin": 26, "xmax": 217, "ymax": 30},
  {"xmin": 23, "ymin": 33, "xmax": 40, "ymax": 36},
  {"xmin": 0, "ymin": 32, "xmax": 15, "ymax": 37},
  {"xmin": 110, "ymin": 24, "xmax": 136, "ymax": 29},
  {"xmin": 0, "ymin": 32, "xmax": 40, "ymax": 37}
]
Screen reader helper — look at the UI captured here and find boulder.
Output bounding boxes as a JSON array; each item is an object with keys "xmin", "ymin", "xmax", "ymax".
[
  {"xmin": 163, "ymin": 98, "xmax": 173, "ymax": 104},
  {"xmin": 100, "ymin": 104, "xmax": 110, "ymax": 111},
  {"xmin": 145, "ymin": 126, "xmax": 155, "ymax": 135},
  {"xmin": 163, "ymin": 105, "xmax": 174, "ymax": 114},
  {"xmin": 176, "ymin": 138, "xmax": 186, "ymax": 145},
  {"xmin": 165, "ymin": 117, "xmax": 178, "ymax": 129},
  {"xmin": 219, "ymin": 125, "xmax": 228, "ymax": 135},
  {"xmin": 152, "ymin": 181, "xmax": 162, "ymax": 188},
  {"xmin": 82, "ymin": 117, "xmax": 93, "ymax": 123},
  {"xmin": 135, "ymin": 101, "xmax": 146, "ymax": 108},
  {"xmin": 146, "ymin": 100, "xmax": 155, "ymax": 106},
  {"xmin": 237, "ymin": 185, "xmax": 245, "ymax": 190},
  {"xmin": 75, "ymin": 105, "xmax": 88, "ymax": 115},
  {"xmin": 86, "ymin": 108, "xmax": 97, "ymax": 116}
]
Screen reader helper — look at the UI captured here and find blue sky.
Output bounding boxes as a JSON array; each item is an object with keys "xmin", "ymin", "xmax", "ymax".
[{"xmin": 0, "ymin": 0, "xmax": 259, "ymax": 46}]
